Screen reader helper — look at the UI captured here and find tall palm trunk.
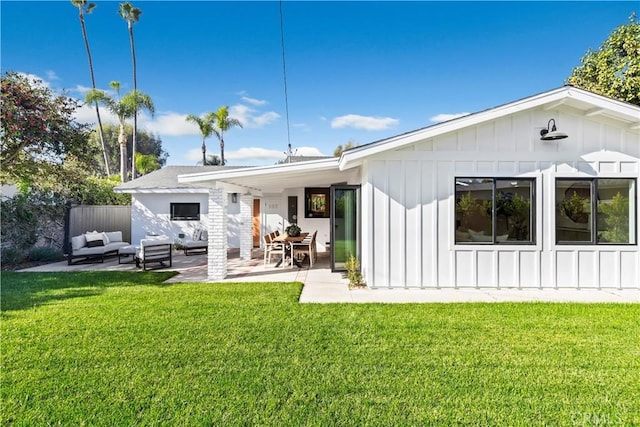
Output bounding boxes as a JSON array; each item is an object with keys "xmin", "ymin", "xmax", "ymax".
[
  {"xmin": 118, "ymin": 120, "xmax": 128, "ymax": 182},
  {"xmin": 202, "ymin": 137, "xmax": 207, "ymax": 166},
  {"xmin": 128, "ymin": 22, "xmax": 138, "ymax": 180},
  {"xmin": 76, "ymin": 5, "xmax": 110, "ymax": 176},
  {"xmin": 220, "ymin": 135, "xmax": 225, "ymax": 166}
]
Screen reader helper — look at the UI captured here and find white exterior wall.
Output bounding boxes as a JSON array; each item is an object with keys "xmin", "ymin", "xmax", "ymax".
[
  {"xmin": 362, "ymin": 108, "xmax": 639, "ymax": 289},
  {"xmin": 131, "ymin": 192, "xmax": 240, "ymax": 248},
  {"xmin": 258, "ymin": 191, "xmax": 332, "ymax": 252}
]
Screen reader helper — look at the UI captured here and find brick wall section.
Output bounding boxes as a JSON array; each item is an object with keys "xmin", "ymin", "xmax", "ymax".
[
  {"xmin": 239, "ymin": 194, "xmax": 253, "ymax": 261},
  {"xmin": 208, "ymin": 188, "xmax": 227, "ymax": 280}
]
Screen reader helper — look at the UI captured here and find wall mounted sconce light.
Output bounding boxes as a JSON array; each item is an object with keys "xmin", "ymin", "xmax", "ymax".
[
  {"xmin": 231, "ymin": 193, "xmax": 238, "ymax": 203},
  {"xmin": 540, "ymin": 118, "xmax": 568, "ymax": 141}
]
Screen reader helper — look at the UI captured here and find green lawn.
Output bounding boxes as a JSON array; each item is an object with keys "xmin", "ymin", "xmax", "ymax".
[{"xmin": 2, "ymin": 272, "xmax": 639, "ymax": 426}]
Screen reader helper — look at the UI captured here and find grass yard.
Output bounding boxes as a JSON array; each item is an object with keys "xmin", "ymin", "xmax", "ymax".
[{"xmin": 2, "ymin": 272, "xmax": 639, "ymax": 426}]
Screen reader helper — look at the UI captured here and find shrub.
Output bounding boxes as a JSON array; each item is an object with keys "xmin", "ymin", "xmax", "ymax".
[
  {"xmin": 1, "ymin": 247, "xmax": 25, "ymax": 267},
  {"xmin": 28, "ymin": 247, "xmax": 64, "ymax": 263},
  {"xmin": 345, "ymin": 254, "xmax": 366, "ymax": 288}
]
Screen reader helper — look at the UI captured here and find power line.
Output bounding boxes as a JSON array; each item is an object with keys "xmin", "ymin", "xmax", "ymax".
[{"xmin": 279, "ymin": 0, "xmax": 292, "ymax": 163}]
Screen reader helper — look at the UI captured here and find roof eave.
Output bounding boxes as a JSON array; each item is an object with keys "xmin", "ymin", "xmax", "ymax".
[
  {"xmin": 179, "ymin": 157, "xmax": 340, "ymax": 183},
  {"xmin": 339, "ymin": 86, "xmax": 640, "ymax": 170}
]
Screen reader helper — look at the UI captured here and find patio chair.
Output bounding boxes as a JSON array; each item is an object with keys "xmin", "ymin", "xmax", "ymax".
[
  {"xmin": 293, "ymin": 230, "xmax": 317, "ymax": 267},
  {"xmin": 263, "ymin": 232, "xmax": 285, "ymax": 266}
]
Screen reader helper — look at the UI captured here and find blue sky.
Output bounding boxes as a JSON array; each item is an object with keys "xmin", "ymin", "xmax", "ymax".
[{"xmin": 2, "ymin": 1, "xmax": 637, "ymax": 166}]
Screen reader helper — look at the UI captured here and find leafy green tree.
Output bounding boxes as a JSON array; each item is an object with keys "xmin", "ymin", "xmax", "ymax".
[
  {"xmin": 71, "ymin": 0, "xmax": 110, "ymax": 176},
  {"xmin": 135, "ymin": 152, "xmax": 160, "ymax": 175},
  {"xmin": 211, "ymin": 105, "xmax": 243, "ymax": 165},
  {"xmin": 85, "ymin": 81, "xmax": 154, "ymax": 182},
  {"xmin": 568, "ymin": 14, "xmax": 640, "ymax": 106},
  {"xmin": 598, "ymin": 192, "xmax": 630, "ymax": 243},
  {"xmin": 333, "ymin": 141, "xmax": 356, "ymax": 157},
  {"xmin": 88, "ymin": 123, "xmax": 168, "ymax": 177},
  {"xmin": 119, "ymin": 1, "xmax": 143, "ymax": 178},
  {"xmin": 1, "ymin": 71, "xmax": 96, "ymax": 186},
  {"xmin": 186, "ymin": 113, "xmax": 215, "ymax": 165}
]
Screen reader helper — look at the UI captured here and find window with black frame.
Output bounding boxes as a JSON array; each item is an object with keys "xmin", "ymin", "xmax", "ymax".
[
  {"xmin": 555, "ymin": 178, "xmax": 636, "ymax": 244},
  {"xmin": 455, "ymin": 178, "xmax": 535, "ymax": 244},
  {"xmin": 170, "ymin": 203, "xmax": 200, "ymax": 221}
]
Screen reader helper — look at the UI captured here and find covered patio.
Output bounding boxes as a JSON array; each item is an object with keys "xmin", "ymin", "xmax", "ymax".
[{"xmin": 177, "ymin": 158, "xmax": 361, "ymax": 281}]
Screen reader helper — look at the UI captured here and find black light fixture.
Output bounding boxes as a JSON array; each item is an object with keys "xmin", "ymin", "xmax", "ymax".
[
  {"xmin": 540, "ymin": 118, "xmax": 568, "ymax": 141},
  {"xmin": 231, "ymin": 193, "xmax": 238, "ymax": 203}
]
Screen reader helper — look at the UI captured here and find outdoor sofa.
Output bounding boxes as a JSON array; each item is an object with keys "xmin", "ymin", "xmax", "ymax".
[
  {"xmin": 183, "ymin": 229, "xmax": 208, "ymax": 256},
  {"xmin": 68, "ymin": 231, "xmax": 130, "ymax": 265}
]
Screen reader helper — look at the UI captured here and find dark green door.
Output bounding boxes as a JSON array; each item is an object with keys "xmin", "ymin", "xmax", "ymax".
[{"xmin": 331, "ymin": 185, "xmax": 360, "ymax": 271}]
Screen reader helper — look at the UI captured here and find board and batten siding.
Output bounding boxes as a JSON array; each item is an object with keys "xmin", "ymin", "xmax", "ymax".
[{"xmin": 361, "ymin": 109, "xmax": 639, "ymax": 288}]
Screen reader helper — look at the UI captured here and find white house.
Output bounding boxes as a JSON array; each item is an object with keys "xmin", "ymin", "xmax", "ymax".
[
  {"xmin": 177, "ymin": 86, "xmax": 638, "ymax": 288},
  {"xmin": 115, "ymin": 166, "xmax": 248, "ymax": 248}
]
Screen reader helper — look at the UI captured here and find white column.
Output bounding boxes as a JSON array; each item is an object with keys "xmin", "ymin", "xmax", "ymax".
[
  {"xmin": 208, "ymin": 188, "xmax": 227, "ymax": 280},
  {"xmin": 239, "ymin": 194, "xmax": 253, "ymax": 261}
]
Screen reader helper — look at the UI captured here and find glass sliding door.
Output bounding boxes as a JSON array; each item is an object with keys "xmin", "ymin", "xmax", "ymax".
[{"xmin": 331, "ymin": 185, "xmax": 360, "ymax": 271}]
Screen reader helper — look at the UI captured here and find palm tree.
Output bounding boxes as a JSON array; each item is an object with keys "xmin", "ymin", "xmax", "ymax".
[
  {"xmin": 211, "ymin": 105, "xmax": 243, "ymax": 165},
  {"xmin": 185, "ymin": 113, "xmax": 215, "ymax": 166},
  {"xmin": 119, "ymin": 2, "xmax": 142, "ymax": 178},
  {"xmin": 200, "ymin": 154, "xmax": 223, "ymax": 166},
  {"xmin": 85, "ymin": 81, "xmax": 154, "ymax": 182},
  {"xmin": 71, "ymin": 0, "xmax": 110, "ymax": 176}
]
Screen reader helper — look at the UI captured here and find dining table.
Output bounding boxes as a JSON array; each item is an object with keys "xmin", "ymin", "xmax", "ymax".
[{"xmin": 273, "ymin": 232, "xmax": 309, "ymax": 268}]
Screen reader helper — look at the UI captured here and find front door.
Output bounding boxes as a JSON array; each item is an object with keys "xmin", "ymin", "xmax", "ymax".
[
  {"xmin": 252, "ymin": 199, "xmax": 261, "ymax": 248},
  {"xmin": 330, "ymin": 185, "xmax": 360, "ymax": 271}
]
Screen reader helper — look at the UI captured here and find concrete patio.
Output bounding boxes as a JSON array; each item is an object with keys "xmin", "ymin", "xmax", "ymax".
[{"xmin": 17, "ymin": 249, "xmax": 639, "ymax": 303}]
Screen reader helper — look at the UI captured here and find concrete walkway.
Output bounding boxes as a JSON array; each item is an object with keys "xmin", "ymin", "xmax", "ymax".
[{"xmin": 17, "ymin": 250, "xmax": 639, "ymax": 303}]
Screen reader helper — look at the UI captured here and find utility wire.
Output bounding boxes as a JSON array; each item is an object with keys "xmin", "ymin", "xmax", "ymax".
[{"xmin": 279, "ymin": 0, "xmax": 293, "ymax": 162}]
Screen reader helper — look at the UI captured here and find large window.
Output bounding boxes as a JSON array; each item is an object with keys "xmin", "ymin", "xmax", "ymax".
[
  {"xmin": 455, "ymin": 178, "xmax": 535, "ymax": 244},
  {"xmin": 556, "ymin": 178, "xmax": 636, "ymax": 244},
  {"xmin": 170, "ymin": 203, "xmax": 200, "ymax": 221}
]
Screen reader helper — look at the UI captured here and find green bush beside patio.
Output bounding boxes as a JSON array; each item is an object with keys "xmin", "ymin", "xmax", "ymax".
[{"xmin": 2, "ymin": 272, "xmax": 638, "ymax": 425}]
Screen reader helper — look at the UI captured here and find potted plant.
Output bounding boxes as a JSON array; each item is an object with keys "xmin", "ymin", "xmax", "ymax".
[
  {"xmin": 455, "ymin": 191, "xmax": 477, "ymax": 231},
  {"xmin": 559, "ymin": 191, "xmax": 589, "ymax": 224},
  {"xmin": 285, "ymin": 223, "xmax": 301, "ymax": 237}
]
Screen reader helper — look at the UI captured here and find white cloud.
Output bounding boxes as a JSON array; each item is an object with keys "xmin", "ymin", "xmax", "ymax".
[
  {"xmin": 241, "ymin": 96, "xmax": 268, "ymax": 106},
  {"xmin": 253, "ymin": 111, "xmax": 280, "ymax": 127},
  {"xmin": 331, "ymin": 114, "xmax": 398, "ymax": 131},
  {"xmin": 74, "ymin": 105, "xmax": 199, "ymax": 138},
  {"xmin": 72, "ymin": 84, "xmax": 94, "ymax": 95},
  {"xmin": 185, "ymin": 148, "xmax": 205, "ymax": 163},
  {"xmin": 46, "ymin": 70, "xmax": 59, "ymax": 81},
  {"xmin": 294, "ymin": 146, "xmax": 325, "ymax": 157},
  {"xmin": 140, "ymin": 112, "xmax": 199, "ymax": 136},
  {"xmin": 429, "ymin": 112, "xmax": 470, "ymax": 123},
  {"xmin": 73, "ymin": 103, "xmax": 118, "ymax": 126},
  {"xmin": 225, "ymin": 147, "xmax": 287, "ymax": 162},
  {"xmin": 229, "ymin": 104, "xmax": 280, "ymax": 129}
]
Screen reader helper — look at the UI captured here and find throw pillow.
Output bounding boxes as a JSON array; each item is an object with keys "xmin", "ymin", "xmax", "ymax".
[
  {"xmin": 86, "ymin": 240, "xmax": 105, "ymax": 248},
  {"xmin": 85, "ymin": 232, "xmax": 105, "ymax": 246}
]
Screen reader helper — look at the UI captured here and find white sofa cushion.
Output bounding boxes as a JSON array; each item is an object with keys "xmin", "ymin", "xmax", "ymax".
[
  {"xmin": 104, "ymin": 231, "xmax": 123, "ymax": 243},
  {"xmin": 71, "ymin": 235, "xmax": 87, "ymax": 251}
]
